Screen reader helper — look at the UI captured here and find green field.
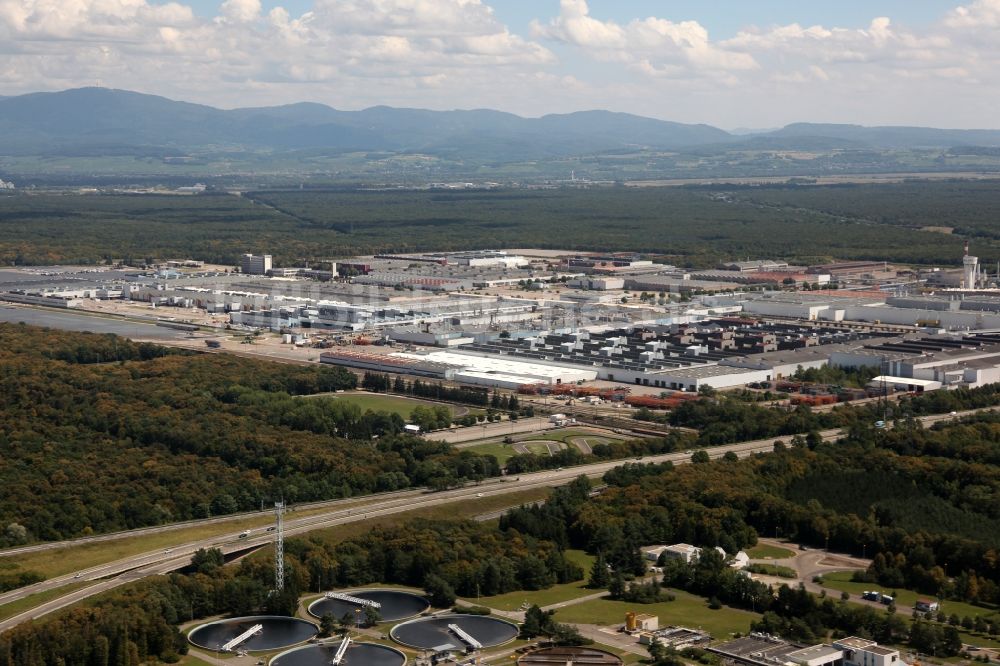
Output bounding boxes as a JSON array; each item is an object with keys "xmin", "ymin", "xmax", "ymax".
[
  {"xmin": 462, "ymin": 442, "xmax": 519, "ymax": 464},
  {"xmin": 552, "ymin": 590, "xmax": 759, "ymax": 638},
  {"xmin": 313, "ymin": 392, "xmax": 458, "ymax": 418},
  {"xmin": 471, "ymin": 581, "xmax": 596, "ymax": 612},
  {"xmin": 518, "ymin": 428, "xmax": 626, "ymax": 445},
  {"xmin": 746, "ymin": 563, "xmax": 797, "ymax": 578},
  {"xmin": 959, "ymin": 631, "xmax": 1000, "ymax": 649},
  {"xmin": 820, "ymin": 571, "xmax": 998, "ymax": 620},
  {"xmin": 522, "ymin": 442, "xmax": 557, "ymax": 456},
  {"xmin": 462, "ymin": 428, "xmax": 625, "ymax": 461},
  {"xmin": 746, "ymin": 544, "xmax": 795, "ymax": 560},
  {"xmin": 564, "ymin": 549, "xmax": 597, "ymax": 572}
]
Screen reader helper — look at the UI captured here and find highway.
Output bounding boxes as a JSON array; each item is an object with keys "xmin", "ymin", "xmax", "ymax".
[
  {"xmin": 0, "ymin": 487, "xmax": 435, "ymax": 559},
  {"xmin": 0, "ymin": 406, "xmax": 985, "ymax": 634}
]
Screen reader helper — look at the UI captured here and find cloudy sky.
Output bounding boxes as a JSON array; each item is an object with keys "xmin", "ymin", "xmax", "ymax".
[{"xmin": 1, "ymin": 0, "xmax": 999, "ymax": 128}]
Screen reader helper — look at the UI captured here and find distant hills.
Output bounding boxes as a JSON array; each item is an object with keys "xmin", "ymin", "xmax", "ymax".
[
  {"xmin": 0, "ymin": 88, "xmax": 728, "ymax": 160},
  {"xmin": 1, "ymin": 87, "xmax": 1000, "ymax": 162}
]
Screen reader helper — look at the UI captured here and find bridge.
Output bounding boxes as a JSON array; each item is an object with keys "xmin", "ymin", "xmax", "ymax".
[
  {"xmin": 220, "ymin": 623, "xmax": 262, "ymax": 652},
  {"xmin": 448, "ymin": 623, "xmax": 482, "ymax": 650},
  {"xmin": 331, "ymin": 635, "xmax": 351, "ymax": 665},
  {"xmin": 325, "ymin": 592, "xmax": 381, "ymax": 609}
]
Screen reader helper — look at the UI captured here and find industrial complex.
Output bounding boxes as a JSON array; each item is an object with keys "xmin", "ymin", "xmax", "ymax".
[{"xmin": 7, "ymin": 244, "xmax": 1000, "ymax": 399}]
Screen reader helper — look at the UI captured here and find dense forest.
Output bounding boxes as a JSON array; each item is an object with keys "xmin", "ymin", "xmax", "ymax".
[
  {"xmin": 0, "ymin": 324, "xmax": 502, "ymax": 546},
  {"xmin": 729, "ymin": 180, "xmax": 1000, "ymax": 243},
  {"xmin": 2, "ymin": 181, "xmax": 996, "ymax": 268}
]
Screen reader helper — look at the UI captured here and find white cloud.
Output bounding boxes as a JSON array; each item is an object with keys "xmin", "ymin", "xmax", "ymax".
[
  {"xmin": 532, "ymin": 0, "xmax": 756, "ymax": 75},
  {"xmin": 525, "ymin": 0, "xmax": 1000, "ymax": 125},
  {"xmin": 0, "ymin": 0, "xmax": 555, "ymax": 110},
  {"xmin": 946, "ymin": 0, "xmax": 1000, "ymax": 27},
  {"xmin": 0, "ymin": 0, "xmax": 999, "ymax": 127},
  {"xmin": 219, "ymin": 0, "xmax": 260, "ymax": 23}
]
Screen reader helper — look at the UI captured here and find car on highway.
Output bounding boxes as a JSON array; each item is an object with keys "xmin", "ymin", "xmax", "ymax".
[
  {"xmin": 238, "ymin": 530, "xmax": 250, "ymax": 538},
  {"xmin": 476, "ymin": 493, "xmax": 483, "ymax": 497}
]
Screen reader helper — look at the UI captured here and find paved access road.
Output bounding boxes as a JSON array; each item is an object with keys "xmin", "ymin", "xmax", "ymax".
[{"xmin": 0, "ymin": 407, "xmax": 988, "ymax": 634}]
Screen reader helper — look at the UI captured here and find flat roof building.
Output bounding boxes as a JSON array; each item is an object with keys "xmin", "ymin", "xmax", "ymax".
[
  {"xmin": 787, "ymin": 645, "xmax": 844, "ymax": 666},
  {"xmin": 241, "ymin": 254, "xmax": 272, "ymax": 276}
]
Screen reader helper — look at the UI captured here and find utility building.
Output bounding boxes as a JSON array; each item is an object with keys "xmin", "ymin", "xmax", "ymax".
[{"xmin": 241, "ymin": 253, "xmax": 273, "ymax": 275}]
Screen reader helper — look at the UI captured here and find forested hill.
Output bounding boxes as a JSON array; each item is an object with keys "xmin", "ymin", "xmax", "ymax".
[
  {"xmin": 4, "ymin": 88, "xmax": 1000, "ymax": 163},
  {"xmin": 0, "ymin": 87, "xmax": 730, "ymax": 159},
  {"xmin": 0, "ymin": 323, "xmax": 499, "ymax": 546}
]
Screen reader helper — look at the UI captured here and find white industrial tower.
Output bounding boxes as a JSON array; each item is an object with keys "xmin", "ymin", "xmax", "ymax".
[
  {"xmin": 963, "ymin": 240, "xmax": 979, "ymax": 289},
  {"xmin": 274, "ymin": 501, "xmax": 285, "ymax": 592}
]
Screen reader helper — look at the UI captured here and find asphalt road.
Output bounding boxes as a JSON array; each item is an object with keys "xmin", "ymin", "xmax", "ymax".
[{"xmin": 0, "ymin": 407, "xmax": 989, "ymax": 634}]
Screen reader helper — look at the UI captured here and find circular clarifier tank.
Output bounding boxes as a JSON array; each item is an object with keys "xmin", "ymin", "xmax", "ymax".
[
  {"xmin": 271, "ymin": 641, "xmax": 407, "ymax": 666},
  {"xmin": 390, "ymin": 614, "xmax": 518, "ymax": 651},
  {"xmin": 188, "ymin": 616, "xmax": 318, "ymax": 652},
  {"xmin": 308, "ymin": 589, "xmax": 430, "ymax": 623}
]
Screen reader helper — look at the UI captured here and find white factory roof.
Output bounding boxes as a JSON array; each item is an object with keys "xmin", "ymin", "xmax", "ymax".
[
  {"xmin": 787, "ymin": 645, "xmax": 844, "ymax": 664},
  {"xmin": 869, "ymin": 375, "xmax": 942, "ymax": 388},
  {"xmin": 655, "ymin": 365, "xmax": 763, "ymax": 379},
  {"xmin": 391, "ymin": 349, "xmax": 597, "ymax": 382},
  {"xmin": 452, "ymin": 370, "xmax": 550, "ymax": 386}
]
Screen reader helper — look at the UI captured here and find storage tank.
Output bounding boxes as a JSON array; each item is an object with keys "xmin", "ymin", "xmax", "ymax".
[{"xmin": 625, "ymin": 611, "xmax": 637, "ymax": 632}]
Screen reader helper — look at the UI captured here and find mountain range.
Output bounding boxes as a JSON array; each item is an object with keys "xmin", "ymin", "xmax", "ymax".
[{"xmin": 2, "ymin": 87, "xmax": 1000, "ymax": 162}]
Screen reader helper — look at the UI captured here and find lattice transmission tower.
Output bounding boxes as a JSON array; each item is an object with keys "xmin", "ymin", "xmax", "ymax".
[{"xmin": 274, "ymin": 501, "xmax": 285, "ymax": 592}]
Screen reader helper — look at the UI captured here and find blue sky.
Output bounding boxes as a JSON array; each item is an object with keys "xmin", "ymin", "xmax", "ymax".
[
  {"xmin": 184, "ymin": 0, "xmax": 962, "ymax": 36},
  {"xmin": 3, "ymin": 0, "xmax": 999, "ymax": 127}
]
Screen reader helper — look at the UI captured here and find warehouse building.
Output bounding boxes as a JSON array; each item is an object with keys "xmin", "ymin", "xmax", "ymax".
[
  {"xmin": 320, "ymin": 347, "xmax": 597, "ymax": 389},
  {"xmin": 744, "ymin": 292, "xmax": 1000, "ymax": 329},
  {"xmin": 831, "ymin": 333, "xmax": 1000, "ymax": 389}
]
